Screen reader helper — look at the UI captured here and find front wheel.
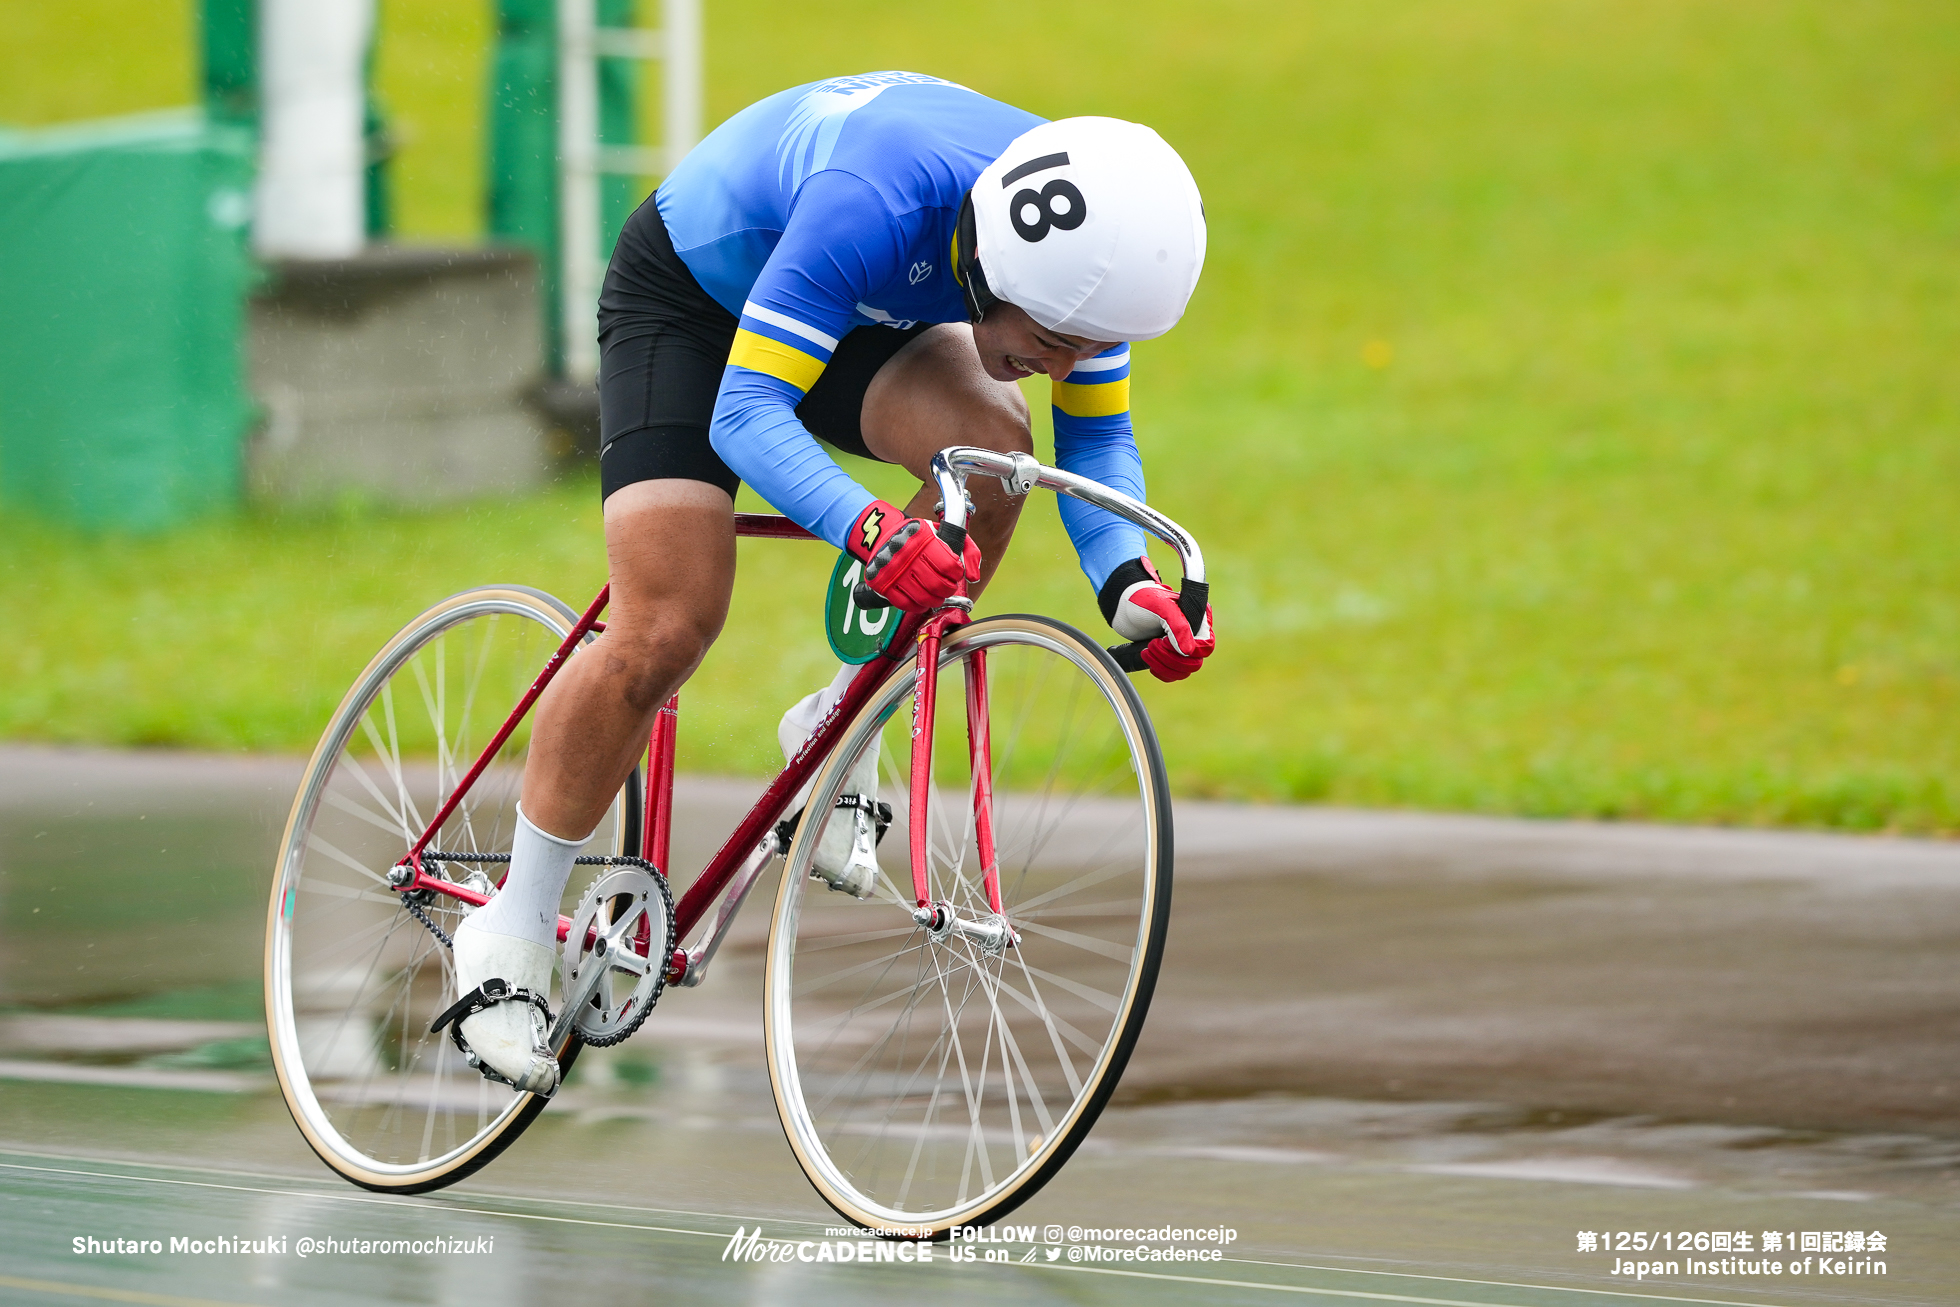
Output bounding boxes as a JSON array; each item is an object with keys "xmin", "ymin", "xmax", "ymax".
[
  {"xmin": 765, "ymin": 615, "xmax": 1173, "ymax": 1236},
  {"xmin": 264, "ymin": 586, "xmax": 637, "ymax": 1193}
]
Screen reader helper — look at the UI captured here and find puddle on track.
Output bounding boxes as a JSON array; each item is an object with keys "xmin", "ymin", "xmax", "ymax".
[{"xmin": 4, "ymin": 749, "xmax": 1959, "ymax": 1305}]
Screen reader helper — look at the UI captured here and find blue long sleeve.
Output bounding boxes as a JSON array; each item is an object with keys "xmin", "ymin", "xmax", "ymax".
[
  {"xmin": 708, "ymin": 170, "xmax": 906, "ymax": 547},
  {"xmin": 1051, "ymin": 347, "xmax": 1148, "ymax": 592},
  {"xmin": 667, "ymin": 80, "xmax": 1152, "ymax": 585}
]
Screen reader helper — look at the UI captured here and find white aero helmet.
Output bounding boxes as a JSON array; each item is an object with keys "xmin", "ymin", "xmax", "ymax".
[{"xmin": 958, "ymin": 117, "xmax": 1206, "ymax": 342}]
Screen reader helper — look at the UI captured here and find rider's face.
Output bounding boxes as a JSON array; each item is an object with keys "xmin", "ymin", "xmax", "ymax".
[{"xmin": 970, "ymin": 302, "xmax": 1116, "ymax": 384}]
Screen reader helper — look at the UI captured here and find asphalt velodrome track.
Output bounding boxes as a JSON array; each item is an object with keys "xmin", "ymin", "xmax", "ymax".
[{"xmin": 1, "ymin": 747, "xmax": 1955, "ymax": 1306}]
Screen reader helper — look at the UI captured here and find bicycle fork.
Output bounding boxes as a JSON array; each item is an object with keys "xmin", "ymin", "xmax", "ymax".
[{"xmin": 908, "ymin": 610, "xmax": 1014, "ymax": 952}]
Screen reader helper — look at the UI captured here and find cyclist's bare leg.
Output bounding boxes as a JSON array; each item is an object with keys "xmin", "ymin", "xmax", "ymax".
[
  {"xmin": 861, "ymin": 322, "xmax": 1033, "ymax": 597},
  {"xmin": 521, "ymin": 479, "xmax": 737, "ymax": 841},
  {"xmin": 502, "ymin": 328, "xmax": 1024, "ymax": 902},
  {"xmin": 450, "ymin": 482, "xmax": 733, "ymax": 1088}
]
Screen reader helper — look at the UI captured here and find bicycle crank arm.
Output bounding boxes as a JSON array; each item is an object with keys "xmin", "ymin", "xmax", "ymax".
[{"xmin": 548, "ymin": 943, "xmax": 612, "ymax": 1050}]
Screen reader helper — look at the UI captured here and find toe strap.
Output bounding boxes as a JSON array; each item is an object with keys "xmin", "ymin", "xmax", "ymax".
[
  {"xmin": 431, "ymin": 977, "xmax": 559, "ymax": 1096},
  {"xmin": 430, "ymin": 976, "xmax": 554, "ymax": 1043}
]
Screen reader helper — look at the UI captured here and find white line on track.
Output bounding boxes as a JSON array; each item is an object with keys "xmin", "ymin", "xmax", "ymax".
[
  {"xmin": 1222, "ymin": 1257, "xmax": 1802, "ymax": 1307},
  {"xmin": 0, "ymin": 1158, "xmax": 1797, "ymax": 1307},
  {"xmin": 0, "ymin": 1271, "xmax": 252, "ymax": 1307},
  {"xmin": 0, "ymin": 1147, "xmax": 834, "ymax": 1232},
  {"xmin": 0, "ymin": 1160, "xmax": 738, "ymax": 1242}
]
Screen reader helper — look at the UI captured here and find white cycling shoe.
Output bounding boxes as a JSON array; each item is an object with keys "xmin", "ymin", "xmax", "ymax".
[
  {"xmin": 780, "ymin": 675, "xmax": 887, "ymax": 900},
  {"xmin": 437, "ymin": 917, "xmax": 561, "ymax": 1095},
  {"xmin": 811, "ymin": 746, "xmax": 885, "ymax": 899}
]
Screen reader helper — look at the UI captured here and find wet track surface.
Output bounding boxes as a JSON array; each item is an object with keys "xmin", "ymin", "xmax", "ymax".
[{"xmin": 1, "ymin": 746, "xmax": 1956, "ymax": 1305}]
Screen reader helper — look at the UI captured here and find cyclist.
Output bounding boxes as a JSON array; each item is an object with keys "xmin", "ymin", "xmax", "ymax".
[{"xmin": 446, "ymin": 71, "xmax": 1217, "ymax": 1093}]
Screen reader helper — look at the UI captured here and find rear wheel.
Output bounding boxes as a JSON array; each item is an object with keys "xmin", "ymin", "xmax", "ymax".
[
  {"xmin": 265, "ymin": 586, "xmax": 637, "ymax": 1193},
  {"xmin": 765, "ymin": 614, "xmax": 1173, "ymax": 1235}
]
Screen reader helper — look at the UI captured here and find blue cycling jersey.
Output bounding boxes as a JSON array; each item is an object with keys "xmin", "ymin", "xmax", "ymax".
[{"xmin": 654, "ymin": 71, "xmax": 1147, "ymax": 592}]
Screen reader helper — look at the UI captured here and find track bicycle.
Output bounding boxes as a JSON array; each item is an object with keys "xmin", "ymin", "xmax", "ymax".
[{"xmin": 263, "ymin": 446, "xmax": 1209, "ymax": 1236}]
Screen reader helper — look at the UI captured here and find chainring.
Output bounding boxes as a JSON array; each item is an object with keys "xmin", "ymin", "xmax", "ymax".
[{"xmin": 562, "ymin": 862, "xmax": 674, "ymax": 1048}]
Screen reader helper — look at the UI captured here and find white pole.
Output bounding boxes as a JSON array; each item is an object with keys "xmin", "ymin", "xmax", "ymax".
[
  {"xmin": 255, "ymin": 0, "xmax": 372, "ymax": 259},
  {"xmin": 558, "ymin": 0, "xmax": 601, "ymax": 380},
  {"xmin": 663, "ymin": 0, "xmax": 701, "ymax": 166}
]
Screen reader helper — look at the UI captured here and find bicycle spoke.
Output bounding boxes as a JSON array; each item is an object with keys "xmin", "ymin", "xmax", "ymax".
[
  {"xmin": 1004, "ymin": 858, "xmax": 1138, "ymax": 917},
  {"xmin": 303, "ymin": 831, "xmax": 392, "ymax": 887},
  {"xmin": 772, "ymin": 618, "xmax": 1167, "ymax": 1228},
  {"xmin": 1010, "ymin": 957, "xmax": 1121, "ymax": 1016},
  {"xmin": 358, "ymin": 701, "xmax": 428, "ymax": 841},
  {"xmin": 321, "ymin": 787, "xmax": 418, "ymax": 844},
  {"xmin": 927, "ymin": 946, "xmax": 993, "ymax": 1201},
  {"xmin": 294, "ymin": 879, "xmax": 403, "ymax": 910},
  {"xmin": 337, "ymin": 753, "xmax": 417, "ymax": 842},
  {"xmin": 271, "ymin": 590, "xmax": 628, "ymax": 1187},
  {"xmin": 411, "ymin": 651, "xmax": 455, "ymax": 834},
  {"xmin": 795, "ymin": 924, "xmax": 918, "ymax": 953},
  {"xmin": 1016, "ymin": 896, "xmax": 1144, "ymax": 921},
  {"xmin": 1012, "ymin": 919, "xmax": 1136, "ymax": 964}
]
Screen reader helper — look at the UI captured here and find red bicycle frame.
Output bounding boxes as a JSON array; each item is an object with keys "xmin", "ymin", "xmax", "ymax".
[{"xmin": 387, "ymin": 512, "xmax": 1000, "ymax": 980}]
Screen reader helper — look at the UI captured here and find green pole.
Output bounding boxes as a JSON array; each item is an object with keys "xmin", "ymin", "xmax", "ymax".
[
  {"xmin": 200, "ymin": 0, "xmax": 257, "ymax": 129},
  {"xmin": 490, "ymin": 0, "xmax": 644, "ymax": 376},
  {"xmin": 365, "ymin": 16, "xmax": 394, "ymax": 239},
  {"xmin": 488, "ymin": 0, "xmax": 562, "ymax": 373},
  {"xmin": 598, "ymin": 0, "xmax": 639, "ymax": 260}
]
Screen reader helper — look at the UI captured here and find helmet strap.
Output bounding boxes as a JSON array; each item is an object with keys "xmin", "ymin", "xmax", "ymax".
[{"xmin": 954, "ymin": 191, "xmax": 1001, "ymax": 324}]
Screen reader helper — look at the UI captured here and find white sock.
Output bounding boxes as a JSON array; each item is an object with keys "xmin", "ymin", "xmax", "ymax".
[
  {"xmin": 781, "ymin": 664, "xmax": 859, "ymax": 809},
  {"xmin": 779, "ymin": 663, "xmax": 856, "ymax": 759},
  {"xmin": 468, "ymin": 805, "xmax": 589, "ymax": 947}
]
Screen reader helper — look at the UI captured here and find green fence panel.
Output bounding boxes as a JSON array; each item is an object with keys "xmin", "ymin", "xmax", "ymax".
[
  {"xmin": 488, "ymin": 0, "xmax": 562, "ymax": 371},
  {"xmin": 364, "ymin": 7, "xmax": 394, "ymax": 239},
  {"xmin": 0, "ymin": 114, "xmax": 255, "ymax": 532},
  {"xmin": 599, "ymin": 0, "xmax": 640, "ymax": 259}
]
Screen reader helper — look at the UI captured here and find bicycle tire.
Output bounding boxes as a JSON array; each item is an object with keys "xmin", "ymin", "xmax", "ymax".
[
  {"xmin": 764, "ymin": 614, "xmax": 1173, "ymax": 1236},
  {"xmin": 265, "ymin": 585, "xmax": 639, "ymax": 1193}
]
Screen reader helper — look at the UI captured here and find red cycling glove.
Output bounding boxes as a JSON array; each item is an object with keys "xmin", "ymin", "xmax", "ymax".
[
  {"xmin": 847, "ymin": 499, "xmax": 982, "ymax": 612},
  {"xmin": 1098, "ymin": 556, "xmax": 1216, "ymax": 682}
]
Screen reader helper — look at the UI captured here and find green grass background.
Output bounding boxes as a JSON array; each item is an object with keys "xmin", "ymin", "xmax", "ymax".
[{"xmin": 1, "ymin": 1, "xmax": 1955, "ymax": 830}]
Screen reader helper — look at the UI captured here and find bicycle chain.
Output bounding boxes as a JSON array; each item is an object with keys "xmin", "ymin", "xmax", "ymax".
[
  {"xmin": 402, "ymin": 894, "xmax": 454, "ymax": 949},
  {"xmin": 396, "ymin": 851, "xmax": 667, "ymax": 951}
]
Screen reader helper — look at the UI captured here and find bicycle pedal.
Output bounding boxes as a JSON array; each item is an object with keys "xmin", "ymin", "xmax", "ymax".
[{"xmin": 810, "ymin": 805, "xmax": 881, "ymax": 899}]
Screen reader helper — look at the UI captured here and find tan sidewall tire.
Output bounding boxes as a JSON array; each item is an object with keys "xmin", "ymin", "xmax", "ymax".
[
  {"xmin": 264, "ymin": 586, "xmax": 624, "ymax": 1194},
  {"xmin": 763, "ymin": 614, "xmax": 1173, "ymax": 1236}
]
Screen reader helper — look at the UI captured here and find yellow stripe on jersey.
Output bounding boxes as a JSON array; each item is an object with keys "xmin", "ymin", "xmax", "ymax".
[
  {"xmin": 1052, "ymin": 376, "xmax": 1130, "ymax": 418},
  {"xmin": 728, "ymin": 329, "xmax": 827, "ymax": 393}
]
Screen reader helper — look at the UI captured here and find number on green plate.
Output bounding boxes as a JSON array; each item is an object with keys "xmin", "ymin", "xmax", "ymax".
[{"xmin": 825, "ymin": 552, "xmax": 899, "ymax": 664}]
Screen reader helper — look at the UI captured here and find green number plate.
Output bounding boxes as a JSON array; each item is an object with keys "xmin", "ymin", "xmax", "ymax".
[{"xmin": 825, "ymin": 551, "xmax": 901, "ymax": 664}]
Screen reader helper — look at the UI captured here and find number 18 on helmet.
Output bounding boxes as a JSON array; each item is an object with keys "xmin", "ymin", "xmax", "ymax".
[{"xmin": 957, "ymin": 117, "xmax": 1207, "ymax": 343}]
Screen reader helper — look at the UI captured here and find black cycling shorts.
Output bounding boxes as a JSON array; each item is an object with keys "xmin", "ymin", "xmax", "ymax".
[{"xmin": 595, "ymin": 196, "xmax": 933, "ymax": 502}]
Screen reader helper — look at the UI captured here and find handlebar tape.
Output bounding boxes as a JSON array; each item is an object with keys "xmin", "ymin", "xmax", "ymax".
[
  {"xmin": 935, "ymin": 520, "xmax": 969, "ymax": 556},
  {"xmin": 1177, "ymin": 578, "xmax": 1210, "ymax": 633}
]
